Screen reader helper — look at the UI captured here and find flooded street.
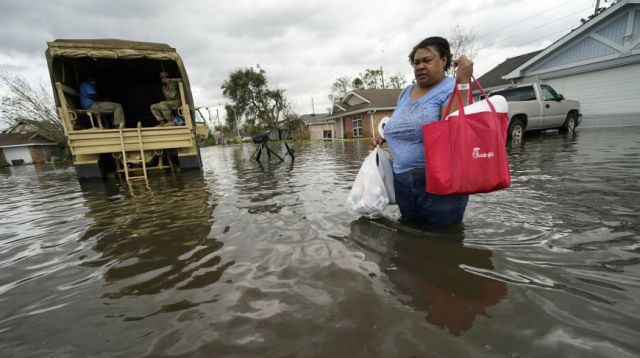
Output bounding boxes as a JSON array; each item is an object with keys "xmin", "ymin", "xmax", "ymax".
[{"xmin": 1, "ymin": 126, "xmax": 639, "ymax": 357}]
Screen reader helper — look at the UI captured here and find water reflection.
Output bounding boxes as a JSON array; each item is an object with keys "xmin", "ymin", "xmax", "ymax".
[
  {"xmin": 1, "ymin": 127, "xmax": 639, "ymax": 357},
  {"xmin": 347, "ymin": 218, "xmax": 507, "ymax": 335},
  {"xmin": 78, "ymin": 173, "xmax": 233, "ymax": 305}
]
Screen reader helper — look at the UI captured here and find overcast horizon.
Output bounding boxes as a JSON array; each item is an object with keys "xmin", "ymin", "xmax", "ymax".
[{"xmin": 0, "ymin": 0, "xmax": 599, "ymax": 124}]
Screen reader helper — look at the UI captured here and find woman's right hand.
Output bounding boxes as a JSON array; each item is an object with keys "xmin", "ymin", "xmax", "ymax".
[{"xmin": 371, "ymin": 135, "xmax": 385, "ymax": 148}]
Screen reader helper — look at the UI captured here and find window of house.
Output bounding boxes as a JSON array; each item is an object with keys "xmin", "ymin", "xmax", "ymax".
[{"xmin": 352, "ymin": 115, "xmax": 362, "ymax": 137}]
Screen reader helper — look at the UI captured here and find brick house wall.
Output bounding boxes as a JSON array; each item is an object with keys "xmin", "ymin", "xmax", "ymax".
[
  {"xmin": 28, "ymin": 145, "xmax": 57, "ymax": 164},
  {"xmin": 371, "ymin": 110, "xmax": 394, "ymax": 137},
  {"xmin": 343, "ymin": 110, "xmax": 395, "ymax": 139},
  {"xmin": 0, "ymin": 149, "xmax": 6, "ymax": 166},
  {"xmin": 344, "ymin": 117, "xmax": 354, "ymax": 139},
  {"xmin": 360, "ymin": 114, "xmax": 372, "ymax": 138}
]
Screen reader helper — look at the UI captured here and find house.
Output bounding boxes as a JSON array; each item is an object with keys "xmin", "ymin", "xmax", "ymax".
[
  {"xmin": 3, "ymin": 120, "xmax": 40, "ymax": 134},
  {"xmin": 323, "ymin": 89, "xmax": 402, "ymax": 139},
  {"xmin": 476, "ymin": 50, "xmax": 543, "ymax": 93},
  {"xmin": 1, "ymin": 119, "xmax": 63, "ymax": 166},
  {"xmin": 300, "ymin": 113, "xmax": 331, "ymax": 140},
  {"xmin": 502, "ymin": 0, "xmax": 640, "ymax": 126},
  {"xmin": 0, "ymin": 133, "xmax": 59, "ymax": 166}
]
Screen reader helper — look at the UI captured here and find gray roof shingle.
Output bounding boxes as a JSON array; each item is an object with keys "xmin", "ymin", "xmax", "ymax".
[
  {"xmin": 0, "ymin": 133, "xmax": 57, "ymax": 147},
  {"xmin": 325, "ymin": 89, "xmax": 402, "ymax": 119},
  {"xmin": 300, "ymin": 113, "xmax": 330, "ymax": 125},
  {"xmin": 477, "ymin": 50, "xmax": 543, "ymax": 89}
]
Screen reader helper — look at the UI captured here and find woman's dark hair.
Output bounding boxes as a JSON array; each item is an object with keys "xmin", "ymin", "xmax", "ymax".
[{"xmin": 408, "ymin": 36, "xmax": 452, "ymax": 73}]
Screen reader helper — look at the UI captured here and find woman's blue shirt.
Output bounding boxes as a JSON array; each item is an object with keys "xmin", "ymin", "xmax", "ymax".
[{"xmin": 384, "ymin": 77, "xmax": 454, "ymax": 173}]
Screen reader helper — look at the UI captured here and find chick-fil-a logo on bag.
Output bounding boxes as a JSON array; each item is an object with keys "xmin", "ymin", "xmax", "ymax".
[{"xmin": 472, "ymin": 147, "xmax": 494, "ymax": 159}]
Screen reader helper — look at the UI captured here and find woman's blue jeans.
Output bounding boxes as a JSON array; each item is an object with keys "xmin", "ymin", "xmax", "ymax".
[{"xmin": 393, "ymin": 169, "xmax": 468, "ymax": 228}]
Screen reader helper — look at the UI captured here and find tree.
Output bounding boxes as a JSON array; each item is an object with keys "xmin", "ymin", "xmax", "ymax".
[
  {"xmin": 328, "ymin": 68, "xmax": 406, "ymax": 108},
  {"xmin": 388, "ymin": 73, "xmax": 407, "ymax": 89},
  {"xmin": 333, "ymin": 68, "xmax": 406, "ymax": 93},
  {"xmin": 221, "ymin": 65, "xmax": 290, "ymax": 135},
  {"xmin": 280, "ymin": 101, "xmax": 303, "ymax": 139},
  {"xmin": 581, "ymin": 0, "xmax": 619, "ymax": 24},
  {"xmin": 360, "ymin": 68, "xmax": 384, "ymax": 89},
  {"xmin": 449, "ymin": 25, "xmax": 478, "ymax": 63},
  {"xmin": 448, "ymin": 25, "xmax": 478, "ymax": 79},
  {"xmin": 351, "ymin": 77, "xmax": 364, "ymax": 91},
  {"xmin": 329, "ymin": 76, "xmax": 351, "ymax": 102},
  {"xmin": 224, "ymin": 104, "xmax": 240, "ymax": 132},
  {"xmin": 0, "ymin": 71, "xmax": 65, "ymax": 144}
]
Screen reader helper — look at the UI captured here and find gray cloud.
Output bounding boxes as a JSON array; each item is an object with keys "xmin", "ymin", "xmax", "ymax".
[{"xmin": 0, "ymin": 0, "xmax": 594, "ymax": 115}]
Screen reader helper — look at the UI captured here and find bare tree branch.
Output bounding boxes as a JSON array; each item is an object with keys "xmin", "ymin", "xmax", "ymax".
[
  {"xmin": 1, "ymin": 71, "xmax": 65, "ymax": 144},
  {"xmin": 449, "ymin": 25, "xmax": 478, "ymax": 62}
]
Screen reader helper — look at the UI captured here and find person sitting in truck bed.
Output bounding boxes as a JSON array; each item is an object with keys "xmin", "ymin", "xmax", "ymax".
[
  {"xmin": 79, "ymin": 78, "xmax": 125, "ymax": 128},
  {"xmin": 150, "ymin": 71, "xmax": 182, "ymax": 127}
]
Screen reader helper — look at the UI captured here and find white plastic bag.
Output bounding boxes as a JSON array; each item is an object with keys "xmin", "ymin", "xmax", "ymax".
[
  {"xmin": 347, "ymin": 147, "xmax": 395, "ymax": 216},
  {"xmin": 376, "ymin": 147, "xmax": 395, "ymax": 205}
]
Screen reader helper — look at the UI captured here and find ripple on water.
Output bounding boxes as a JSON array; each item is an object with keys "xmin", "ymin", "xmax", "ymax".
[{"xmin": 0, "ymin": 129, "xmax": 639, "ymax": 357}]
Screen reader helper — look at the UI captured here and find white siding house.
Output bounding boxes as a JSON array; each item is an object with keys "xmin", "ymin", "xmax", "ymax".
[
  {"xmin": 0, "ymin": 133, "xmax": 58, "ymax": 166},
  {"xmin": 505, "ymin": 0, "xmax": 640, "ymax": 126},
  {"xmin": 3, "ymin": 146, "xmax": 33, "ymax": 165},
  {"xmin": 300, "ymin": 113, "xmax": 334, "ymax": 140}
]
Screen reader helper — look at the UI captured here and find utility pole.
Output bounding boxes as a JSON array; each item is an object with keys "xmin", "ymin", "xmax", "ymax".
[
  {"xmin": 594, "ymin": 0, "xmax": 601, "ymax": 15},
  {"xmin": 311, "ymin": 96, "xmax": 315, "ymax": 115},
  {"xmin": 380, "ymin": 66, "xmax": 385, "ymax": 89}
]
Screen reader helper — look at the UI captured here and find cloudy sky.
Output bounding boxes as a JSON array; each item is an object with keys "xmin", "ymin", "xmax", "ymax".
[{"xmin": 0, "ymin": 0, "xmax": 597, "ymax": 122}]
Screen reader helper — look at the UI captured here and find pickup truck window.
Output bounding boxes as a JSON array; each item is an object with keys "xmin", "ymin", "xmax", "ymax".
[
  {"xmin": 541, "ymin": 85, "xmax": 560, "ymax": 101},
  {"xmin": 490, "ymin": 86, "xmax": 536, "ymax": 101}
]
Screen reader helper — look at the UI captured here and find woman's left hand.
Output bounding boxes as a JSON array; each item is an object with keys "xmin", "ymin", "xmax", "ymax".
[
  {"xmin": 371, "ymin": 135, "xmax": 385, "ymax": 148},
  {"xmin": 454, "ymin": 55, "xmax": 474, "ymax": 83}
]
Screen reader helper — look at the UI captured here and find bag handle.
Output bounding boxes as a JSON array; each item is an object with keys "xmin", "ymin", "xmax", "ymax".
[{"xmin": 441, "ymin": 76, "xmax": 494, "ymax": 120}]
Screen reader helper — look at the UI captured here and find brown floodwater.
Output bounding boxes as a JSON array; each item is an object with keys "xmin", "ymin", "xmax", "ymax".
[{"xmin": 1, "ymin": 126, "xmax": 639, "ymax": 357}]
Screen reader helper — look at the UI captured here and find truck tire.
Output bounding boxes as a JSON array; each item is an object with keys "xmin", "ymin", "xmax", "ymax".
[
  {"xmin": 508, "ymin": 119, "xmax": 525, "ymax": 141},
  {"xmin": 560, "ymin": 113, "xmax": 577, "ymax": 133}
]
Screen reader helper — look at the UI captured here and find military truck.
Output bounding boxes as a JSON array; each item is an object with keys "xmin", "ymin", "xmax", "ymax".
[{"xmin": 45, "ymin": 39, "xmax": 201, "ymax": 182}]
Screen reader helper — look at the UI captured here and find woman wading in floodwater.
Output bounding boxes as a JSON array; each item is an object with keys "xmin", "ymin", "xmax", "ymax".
[{"xmin": 373, "ymin": 36, "xmax": 474, "ymax": 228}]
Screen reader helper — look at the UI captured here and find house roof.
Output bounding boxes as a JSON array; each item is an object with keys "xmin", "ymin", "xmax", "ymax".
[
  {"xmin": 505, "ymin": 0, "xmax": 639, "ymax": 79},
  {"xmin": 0, "ymin": 133, "xmax": 57, "ymax": 148},
  {"xmin": 353, "ymin": 89, "xmax": 402, "ymax": 107},
  {"xmin": 2, "ymin": 119, "xmax": 39, "ymax": 134},
  {"xmin": 476, "ymin": 50, "xmax": 542, "ymax": 89},
  {"xmin": 2, "ymin": 119, "xmax": 62, "ymax": 142},
  {"xmin": 326, "ymin": 88, "xmax": 402, "ymax": 119},
  {"xmin": 300, "ymin": 113, "xmax": 331, "ymax": 125}
]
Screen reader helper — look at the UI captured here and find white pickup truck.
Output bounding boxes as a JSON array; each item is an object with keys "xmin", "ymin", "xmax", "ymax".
[{"xmin": 489, "ymin": 82, "xmax": 582, "ymax": 140}]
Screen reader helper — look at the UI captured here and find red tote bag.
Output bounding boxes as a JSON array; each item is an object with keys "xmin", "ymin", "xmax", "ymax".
[{"xmin": 422, "ymin": 77, "xmax": 511, "ymax": 195}]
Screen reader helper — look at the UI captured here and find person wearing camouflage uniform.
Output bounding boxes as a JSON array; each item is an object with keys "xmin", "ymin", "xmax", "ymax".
[{"xmin": 150, "ymin": 71, "xmax": 181, "ymax": 126}]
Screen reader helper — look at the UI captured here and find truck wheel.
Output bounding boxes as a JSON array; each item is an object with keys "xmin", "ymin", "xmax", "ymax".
[
  {"xmin": 508, "ymin": 119, "xmax": 525, "ymax": 142},
  {"xmin": 560, "ymin": 114, "xmax": 577, "ymax": 133}
]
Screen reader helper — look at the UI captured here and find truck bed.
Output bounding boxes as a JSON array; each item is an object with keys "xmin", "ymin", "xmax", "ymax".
[{"xmin": 68, "ymin": 126, "xmax": 193, "ymax": 155}]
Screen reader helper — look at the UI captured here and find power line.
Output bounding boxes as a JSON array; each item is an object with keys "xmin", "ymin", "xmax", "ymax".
[
  {"xmin": 495, "ymin": 23, "xmax": 579, "ymax": 51},
  {"xmin": 476, "ymin": 0, "xmax": 580, "ymax": 39},
  {"xmin": 524, "ymin": 25, "xmax": 580, "ymax": 47},
  {"xmin": 479, "ymin": 6, "xmax": 591, "ymax": 49}
]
